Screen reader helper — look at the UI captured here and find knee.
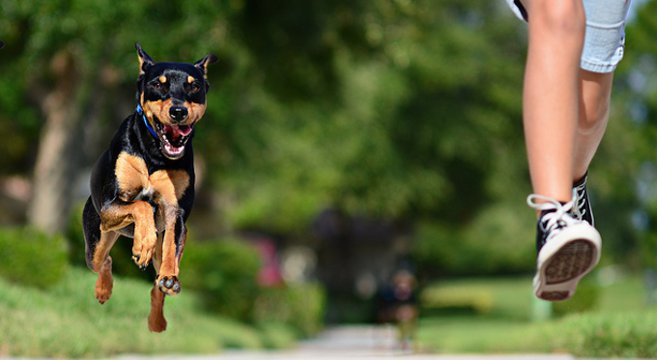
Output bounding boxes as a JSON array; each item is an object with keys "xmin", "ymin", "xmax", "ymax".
[{"xmin": 530, "ymin": 0, "xmax": 586, "ymax": 39}]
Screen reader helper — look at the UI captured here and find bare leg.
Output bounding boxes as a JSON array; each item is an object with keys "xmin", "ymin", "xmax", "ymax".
[
  {"xmin": 522, "ymin": 0, "xmax": 586, "ymax": 202},
  {"xmin": 573, "ymin": 70, "xmax": 614, "ymax": 180}
]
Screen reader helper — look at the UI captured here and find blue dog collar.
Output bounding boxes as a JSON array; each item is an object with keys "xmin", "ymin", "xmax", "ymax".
[{"xmin": 136, "ymin": 104, "xmax": 159, "ymax": 139}]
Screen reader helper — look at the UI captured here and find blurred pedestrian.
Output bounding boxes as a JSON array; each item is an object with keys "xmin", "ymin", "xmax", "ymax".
[{"xmin": 505, "ymin": 0, "xmax": 632, "ymax": 300}]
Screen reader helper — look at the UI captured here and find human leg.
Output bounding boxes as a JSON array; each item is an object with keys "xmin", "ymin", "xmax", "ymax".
[
  {"xmin": 572, "ymin": 70, "xmax": 614, "ymax": 187},
  {"xmin": 522, "ymin": 0, "xmax": 586, "ymax": 202}
]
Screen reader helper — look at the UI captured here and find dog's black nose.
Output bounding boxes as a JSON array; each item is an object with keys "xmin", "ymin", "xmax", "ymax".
[{"xmin": 169, "ymin": 106, "xmax": 188, "ymax": 122}]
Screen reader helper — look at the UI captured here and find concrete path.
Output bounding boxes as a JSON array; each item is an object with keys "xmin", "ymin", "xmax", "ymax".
[{"xmin": 118, "ymin": 325, "xmax": 576, "ymax": 360}]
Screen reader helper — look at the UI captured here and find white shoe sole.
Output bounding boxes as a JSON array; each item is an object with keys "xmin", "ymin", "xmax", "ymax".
[{"xmin": 533, "ymin": 222, "xmax": 601, "ymax": 301}]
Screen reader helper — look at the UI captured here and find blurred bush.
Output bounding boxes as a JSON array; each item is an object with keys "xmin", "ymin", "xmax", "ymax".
[
  {"xmin": 420, "ymin": 286, "xmax": 493, "ymax": 315},
  {"xmin": 181, "ymin": 238, "xmax": 262, "ymax": 321},
  {"xmin": 552, "ymin": 309, "xmax": 657, "ymax": 358},
  {"xmin": 413, "ymin": 203, "xmax": 536, "ymax": 277},
  {"xmin": 0, "ymin": 226, "xmax": 69, "ymax": 288},
  {"xmin": 253, "ymin": 283, "xmax": 326, "ymax": 337}
]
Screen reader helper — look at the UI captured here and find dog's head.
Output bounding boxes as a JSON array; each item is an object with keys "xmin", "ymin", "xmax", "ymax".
[{"xmin": 135, "ymin": 43, "xmax": 217, "ymax": 160}]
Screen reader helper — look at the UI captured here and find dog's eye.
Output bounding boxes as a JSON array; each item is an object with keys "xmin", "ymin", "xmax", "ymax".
[
  {"xmin": 149, "ymin": 80, "xmax": 168, "ymax": 92},
  {"xmin": 187, "ymin": 81, "xmax": 202, "ymax": 94}
]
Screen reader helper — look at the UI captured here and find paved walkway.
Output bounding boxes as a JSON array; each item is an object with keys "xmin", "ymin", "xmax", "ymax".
[{"xmin": 118, "ymin": 325, "xmax": 576, "ymax": 360}]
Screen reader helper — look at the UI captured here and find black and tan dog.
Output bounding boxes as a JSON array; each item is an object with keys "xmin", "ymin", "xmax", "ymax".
[{"xmin": 82, "ymin": 44, "xmax": 216, "ymax": 332}]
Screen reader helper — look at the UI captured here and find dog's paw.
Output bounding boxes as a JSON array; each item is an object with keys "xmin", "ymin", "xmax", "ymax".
[
  {"xmin": 132, "ymin": 231, "xmax": 157, "ymax": 270},
  {"xmin": 96, "ymin": 287, "xmax": 112, "ymax": 304},
  {"xmin": 95, "ymin": 277, "xmax": 113, "ymax": 304},
  {"xmin": 95, "ymin": 258, "xmax": 113, "ymax": 304},
  {"xmin": 157, "ymin": 275, "xmax": 181, "ymax": 295},
  {"xmin": 148, "ymin": 312, "xmax": 167, "ymax": 332}
]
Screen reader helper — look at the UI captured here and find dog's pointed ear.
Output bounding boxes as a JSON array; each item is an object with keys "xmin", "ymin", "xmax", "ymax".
[
  {"xmin": 135, "ymin": 43, "xmax": 154, "ymax": 76},
  {"xmin": 194, "ymin": 54, "xmax": 217, "ymax": 79}
]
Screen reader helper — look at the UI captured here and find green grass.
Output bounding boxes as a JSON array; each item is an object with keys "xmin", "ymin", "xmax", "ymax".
[
  {"xmin": 416, "ymin": 271, "xmax": 657, "ymax": 356},
  {"xmin": 0, "ymin": 268, "xmax": 295, "ymax": 358}
]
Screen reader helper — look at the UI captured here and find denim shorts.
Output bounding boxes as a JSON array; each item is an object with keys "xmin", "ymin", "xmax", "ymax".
[{"xmin": 506, "ymin": 0, "xmax": 632, "ymax": 73}]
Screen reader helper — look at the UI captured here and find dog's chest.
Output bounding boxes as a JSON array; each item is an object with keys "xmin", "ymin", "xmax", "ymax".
[{"xmin": 114, "ymin": 151, "xmax": 189, "ymax": 204}]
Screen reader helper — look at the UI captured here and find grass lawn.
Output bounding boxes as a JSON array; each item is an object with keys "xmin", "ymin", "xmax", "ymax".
[
  {"xmin": 416, "ymin": 270, "xmax": 657, "ymax": 357},
  {"xmin": 0, "ymin": 268, "xmax": 296, "ymax": 358}
]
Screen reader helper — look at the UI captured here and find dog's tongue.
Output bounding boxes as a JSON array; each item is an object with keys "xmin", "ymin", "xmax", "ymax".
[{"xmin": 164, "ymin": 124, "xmax": 193, "ymax": 142}]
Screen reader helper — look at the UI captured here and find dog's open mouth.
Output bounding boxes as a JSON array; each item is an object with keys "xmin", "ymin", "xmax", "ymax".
[{"xmin": 153, "ymin": 118, "xmax": 193, "ymax": 159}]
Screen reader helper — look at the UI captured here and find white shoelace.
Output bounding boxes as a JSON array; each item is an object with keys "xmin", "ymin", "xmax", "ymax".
[
  {"xmin": 527, "ymin": 191, "xmax": 578, "ymax": 241},
  {"xmin": 573, "ymin": 181, "xmax": 588, "ymax": 220}
]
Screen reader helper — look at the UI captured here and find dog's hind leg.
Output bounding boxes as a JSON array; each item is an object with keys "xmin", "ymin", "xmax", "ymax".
[
  {"xmin": 148, "ymin": 282, "xmax": 167, "ymax": 332},
  {"xmin": 92, "ymin": 229, "xmax": 119, "ymax": 304},
  {"xmin": 83, "ymin": 197, "xmax": 118, "ymax": 304},
  {"xmin": 148, "ymin": 233, "xmax": 167, "ymax": 332}
]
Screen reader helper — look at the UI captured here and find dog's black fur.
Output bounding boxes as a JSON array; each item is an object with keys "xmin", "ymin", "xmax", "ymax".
[{"xmin": 82, "ymin": 44, "xmax": 216, "ymax": 332}]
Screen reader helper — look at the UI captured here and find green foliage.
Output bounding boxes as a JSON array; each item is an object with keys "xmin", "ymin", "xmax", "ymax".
[
  {"xmin": 412, "ymin": 203, "xmax": 535, "ymax": 276},
  {"xmin": 0, "ymin": 268, "xmax": 269, "ymax": 357},
  {"xmin": 180, "ymin": 238, "xmax": 261, "ymax": 321},
  {"xmin": 553, "ymin": 310, "xmax": 657, "ymax": 358},
  {"xmin": 2, "ymin": 0, "xmax": 653, "ymax": 281},
  {"xmin": 253, "ymin": 283, "xmax": 326, "ymax": 337},
  {"xmin": 420, "ymin": 286, "xmax": 493, "ymax": 315},
  {"xmin": 0, "ymin": 227, "xmax": 68, "ymax": 288},
  {"xmin": 417, "ymin": 274, "xmax": 657, "ymax": 356},
  {"xmin": 256, "ymin": 322, "xmax": 298, "ymax": 349}
]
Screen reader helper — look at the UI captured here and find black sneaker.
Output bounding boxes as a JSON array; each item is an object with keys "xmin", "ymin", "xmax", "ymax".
[
  {"xmin": 527, "ymin": 192, "xmax": 601, "ymax": 301},
  {"xmin": 572, "ymin": 174, "xmax": 594, "ymax": 227},
  {"xmin": 505, "ymin": 0, "xmax": 528, "ymax": 21}
]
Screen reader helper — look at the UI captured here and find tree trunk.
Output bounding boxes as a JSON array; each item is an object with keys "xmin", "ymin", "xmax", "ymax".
[{"xmin": 27, "ymin": 49, "xmax": 89, "ymax": 234}]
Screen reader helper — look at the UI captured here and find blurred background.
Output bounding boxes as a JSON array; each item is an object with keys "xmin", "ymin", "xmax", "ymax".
[{"xmin": 2, "ymin": 0, "xmax": 657, "ymax": 357}]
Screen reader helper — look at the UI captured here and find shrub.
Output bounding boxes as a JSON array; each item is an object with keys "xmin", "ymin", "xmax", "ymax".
[
  {"xmin": 420, "ymin": 286, "xmax": 494, "ymax": 315},
  {"xmin": 552, "ymin": 310, "xmax": 657, "ymax": 358},
  {"xmin": 0, "ymin": 226, "xmax": 69, "ymax": 288},
  {"xmin": 253, "ymin": 283, "xmax": 326, "ymax": 337},
  {"xmin": 181, "ymin": 238, "xmax": 262, "ymax": 321},
  {"xmin": 413, "ymin": 203, "xmax": 535, "ymax": 276}
]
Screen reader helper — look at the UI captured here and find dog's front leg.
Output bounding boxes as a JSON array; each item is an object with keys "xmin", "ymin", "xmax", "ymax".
[
  {"xmin": 100, "ymin": 200, "xmax": 157, "ymax": 269},
  {"xmin": 156, "ymin": 204, "xmax": 182, "ymax": 295},
  {"xmin": 149, "ymin": 169, "xmax": 189, "ymax": 296}
]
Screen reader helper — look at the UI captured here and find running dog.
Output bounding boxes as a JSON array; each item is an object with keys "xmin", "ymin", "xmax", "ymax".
[{"xmin": 82, "ymin": 43, "xmax": 216, "ymax": 332}]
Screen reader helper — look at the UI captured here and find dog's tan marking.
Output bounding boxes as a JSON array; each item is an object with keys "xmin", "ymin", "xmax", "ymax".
[
  {"xmin": 115, "ymin": 152, "xmax": 149, "ymax": 202},
  {"xmin": 148, "ymin": 284, "xmax": 167, "ymax": 332},
  {"xmin": 159, "ymin": 75, "xmax": 167, "ymax": 84},
  {"xmin": 184, "ymin": 101, "xmax": 207, "ymax": 125},
  {"xmin": 149, "ymin": 169, "xmax": 190, "ymax": 202},
  {"xmin": 95, "ymin": 256, "xmax": 114, "ymax": 304},
  {"xmin": 149, "ymin": 170, "xmax": 189, "ymax": 293},
  {"xmin": 143, "ymin": 99, "xmax": 175, "ymax": 126},
  {"xmin": 91, "ymin": 230, "xmax": 119, "ymax": 271},
  {"xmin": 114, "ymin": 152, "xmax": 189, "ymax": 203},
  {"xmin": 187, "ymin": 75, "xmax": 195, "ymax": 84},
  {"xmin": 91, "ymin": 231, "xmax": 119, "ymax": 304}
]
